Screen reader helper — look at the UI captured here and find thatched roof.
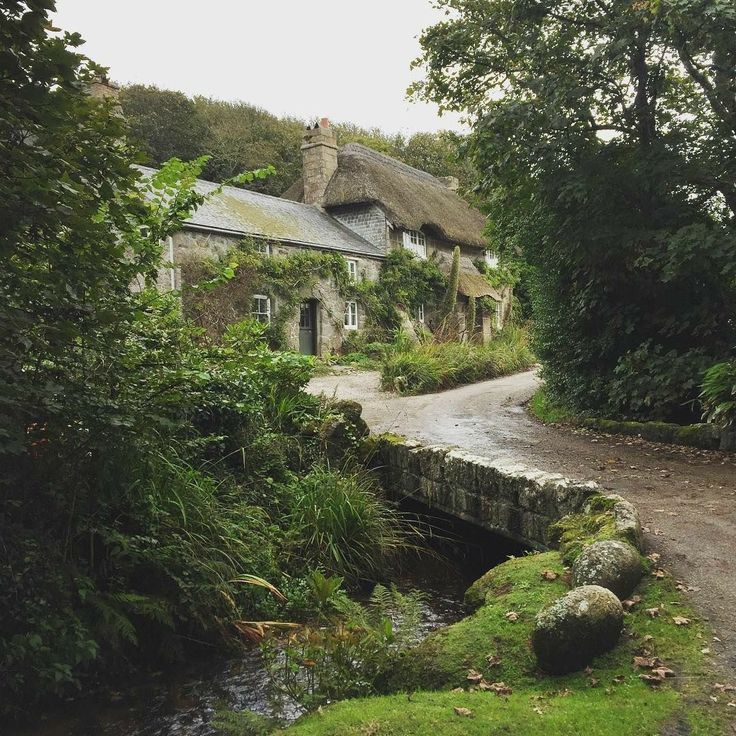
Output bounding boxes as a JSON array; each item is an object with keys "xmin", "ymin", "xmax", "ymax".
[
  {"xmin": 283, "ymin": 143, "xmax": 489, "ymax": 249},
  {"xmin": 434, "ymin": 251, "xmax": 502, "ymax": 300},
  {"xmin": 137, "ymin": 166, "xmax": 383, "ymax": 258}
]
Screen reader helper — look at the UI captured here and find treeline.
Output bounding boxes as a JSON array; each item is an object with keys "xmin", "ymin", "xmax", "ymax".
[{"xmin": 120, "ymin": 85, "xmax": 477, "ymax": 197}]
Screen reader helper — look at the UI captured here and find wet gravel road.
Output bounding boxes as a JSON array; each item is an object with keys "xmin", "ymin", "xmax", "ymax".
[{"xmin": 309, "ymin": 368, "xmax": 736, "ymax": 675}]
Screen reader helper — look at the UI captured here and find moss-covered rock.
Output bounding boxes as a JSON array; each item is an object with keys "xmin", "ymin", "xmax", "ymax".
[
  {"xmin": 532, "ymin": 585, "xmax": 623, "ymax": 674},
  {"xmin": 572, "ymin": 540, "xmax": 643, "ymax": 600}
]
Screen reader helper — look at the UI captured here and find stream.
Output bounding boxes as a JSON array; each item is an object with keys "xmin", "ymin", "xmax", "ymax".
[{"xmin": 16, "ymin": 504, "xmax": 524, "ymax": 736}]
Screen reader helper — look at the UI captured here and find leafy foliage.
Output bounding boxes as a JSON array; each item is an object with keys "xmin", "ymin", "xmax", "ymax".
[
  {"xmin": 0, "ymin": 6, "xmax": 415, "ymax": 715},
  {"xmin": 261, "ymin": 582, "xmax": 426, "ymax": 710},
  {"xmin": 701, "ymin": 361, "xmax": 736, "ymax": 427},
  {"xmin": 412, "ymin": 0, "xmax": 736, "ymax": 421}
]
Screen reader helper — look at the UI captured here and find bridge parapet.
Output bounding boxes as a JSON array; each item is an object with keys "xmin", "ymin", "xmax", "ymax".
[{"xmin": 373, "ymin": 436, "xmax": 600, "ymax": 549}]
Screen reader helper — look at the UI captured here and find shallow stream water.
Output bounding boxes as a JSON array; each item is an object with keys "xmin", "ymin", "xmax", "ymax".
[{"xmin": 16, "ymin": 504, "xmax": 523, "ymax": 736}]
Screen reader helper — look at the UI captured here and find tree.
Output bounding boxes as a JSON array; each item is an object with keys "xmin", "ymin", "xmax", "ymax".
[
  {"xmin": 412, "ymin": 0, "xmax": 736, "ymax": 421},
  {"xmin": 120, "ymin": 84, "xmax": 209, "ymax": 164}
]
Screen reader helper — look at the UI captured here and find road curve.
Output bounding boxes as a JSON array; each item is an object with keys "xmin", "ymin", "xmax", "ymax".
[{"xmin": 309, "ymin": 368, "xmax": 736, "ymax": 674}]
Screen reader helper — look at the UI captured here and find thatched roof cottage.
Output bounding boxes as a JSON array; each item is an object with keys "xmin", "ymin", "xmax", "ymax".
[{"xmin": 157, "ymin": 118, "xmax": 510, "ymax": 355}]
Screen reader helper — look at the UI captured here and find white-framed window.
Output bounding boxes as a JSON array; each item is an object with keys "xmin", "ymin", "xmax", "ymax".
[
  {"xmin": 252, "ymin": 294, "xmax": 271, "ymax": 324},
  {"xmin": 484, "ymin": 250, "xmax": 499, "ymax": 268},
  {"xmin": 416, "ymin": 304, "xmax": 425, "ymax": 323},
  {"xmin": 347, "ymin": 259, "xmax": 358, "ymax": 282},
  {"xmin": 257, "ymin": 241, "xmax": 272, "ymax": 256},
  {"xmin": 344, "ymin": 300, "xmax": 358, "ymax": 330},
  {"xmin": 402, "ymin": 229, "xmax": 427, "ymax": 259}
]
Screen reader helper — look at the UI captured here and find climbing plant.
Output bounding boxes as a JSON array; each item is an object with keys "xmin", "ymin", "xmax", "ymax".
[
  {"xmin": 182, "ymin": 242, "xmax": 354, "ymax": 348},
  {"xmin": 355, "ymin": 249, "xmax": 447, "ymax": 339}
]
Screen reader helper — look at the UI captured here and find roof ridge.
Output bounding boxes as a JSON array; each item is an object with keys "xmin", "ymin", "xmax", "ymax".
[{"xmin": 338, "ymin": 143, "xmax": 444, "ymax": 186}]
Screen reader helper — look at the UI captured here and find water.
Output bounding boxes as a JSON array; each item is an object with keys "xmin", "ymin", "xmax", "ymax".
[
  {"xmin": 15, "ymin": 504, "xmax": 523, "ymax": 736},
  {"xmin": 14, "ymin": 559, "xmax": 470, "ymax": 736}
]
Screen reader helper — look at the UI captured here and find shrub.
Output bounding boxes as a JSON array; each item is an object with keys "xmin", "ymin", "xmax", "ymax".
[
  {"xmin": 288, "ymin": 466, "xmax": 415, "ymax": 582},
  {"xmin": 701, "ymin": 360, "xmax": 736, "ymax": 428}
]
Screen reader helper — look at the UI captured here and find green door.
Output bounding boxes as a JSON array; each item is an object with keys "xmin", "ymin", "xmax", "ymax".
[{"xmin": 299, "ymin": 301, "xmax": 316, "ymax": 355}]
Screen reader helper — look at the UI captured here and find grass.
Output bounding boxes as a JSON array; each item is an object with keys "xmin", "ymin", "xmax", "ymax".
[
  {"xmin": 380, "ymin": 327, "xmax": 535, "ymax": 395},
  {"xmin": 529, "ymin": 387, "xmax": 723, "ymax": 450},
  {"xmin": 288, "ymin": 465, "xmax": 421, "ymax": 582},
  {"xmin": 280, "ymin": 551, "xmax": 728, "ymax": 736}
]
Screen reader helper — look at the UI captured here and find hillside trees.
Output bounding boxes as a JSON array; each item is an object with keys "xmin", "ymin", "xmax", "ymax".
[
  {"xmin": 412, "ymin": 0, "xmax": 736, "ymax": 421},
  {"xmin": 120, "ymin": 85, "xmax": 479, "ymax": 195}
]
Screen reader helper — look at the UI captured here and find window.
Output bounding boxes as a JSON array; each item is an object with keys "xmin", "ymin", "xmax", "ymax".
[
  {"xmin": 484, "ymin": 250, "xmax": 499, "ymax": 268},
  {"xmin": 402, "ymin": 230, "xmax": 426, "ymax": 259},
  {"xmin": 344, "ymin": 301, "xmax": 358, "ymax": 330},
  {"xmin": 252, "ymin": 294, "xmax": 271, "ymax": 324},
  {"xmin": 347, "ymin": 259, "xmax": 358, "ymax": 282},
  {"xmin": 257, "ymin": 241, "xmax": 272, "ymax": 257},
  {"xmin": 416, "ymin": 304, "xmax": 425, "ymax": 323}
]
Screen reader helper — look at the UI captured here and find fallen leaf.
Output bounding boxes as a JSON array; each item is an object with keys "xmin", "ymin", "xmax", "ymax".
[
  {"xmin": 453, "ymin": 707, "xmax": 473, "ymax": 717},
  {"xmin": 642, "ymin": 634, "xmax": 654, "ymax": 643},
  {"xmin": 652, "ymin": 667, "xmax": 675, "ymax": 679},
  {"xmin": 647, "ymin": 552, "xmax": 661, "ymax": 563},
  {"xmin": 541, "ymin": 570, "xmax": 558, "ymax": 581},
  {"xmin": 645, "ymin": 607, "xmax": 661, "ymax": 618},
  {"xmin": 504, "ymin": 611, "xmax": 519, "ymax": 622},
  {"xmin": 466, "ymin": 669, "xmax": 483, "ymax": 683},
  {"xmin": 633, "ymin": 656, "xmax": 659, "ymax": 668},
  {"xmin": 714, "ymin": 683, "xmax": 736, "ymax": 693},
  {"xmin": 533, "ymin": 706, "xmax": 545, "ymax": 715},
  {"xmin": 451, "ymin": 687, "xmax": 464, "ymax": 693},
  {"xmin": 652, "ymin": 568, "xmax": 667, "ymax": 579},
  {"xmin": 640, "ymin": 673, "xmax": 665, "ymax": 686},
  {"xmin": 584, "ymin": 666, "xmax": 594, "ymax": 674},
  {"xmin": 486, "ymin": 681, "xmax": 513, "ymax": 696},
  {"xmin": 486, "ymin": 654, "xmax": 502, "ymax": 667},
  {"xmin": 672, "ymin": 616, "xmax": 691, "ymax": 626},
  {"xmin": 613, "ymin": 675, "xmax": 626, "ymax": 684},
  {"xmin": 589, "ymin": 677, "xmax": 600, "ymax": 687},
  {"xmin": 623, "ymin": 595, "xmax": 642, "ymax": 611}
]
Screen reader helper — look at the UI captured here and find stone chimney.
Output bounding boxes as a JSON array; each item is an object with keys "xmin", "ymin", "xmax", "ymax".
[
  {"xmin": 438, "ymin": 175, "xmax": 460, "ymax": 192},
  {"xmin": 87, "ymin": 74, "xmax": 120, "ymax": 102},
  {"xmin": 302, "ymin": 118, "xmax": 338, "ymax": 206}
]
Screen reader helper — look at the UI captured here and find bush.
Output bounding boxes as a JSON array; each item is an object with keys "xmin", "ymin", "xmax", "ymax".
[
  {"xmin": 288, "ymin": 466, "xmax": 415, "ymax": 582},
  {"xmin": 701, "ymin": 360, "xmax": 736, "ymax": 428},
  {"xmin": 380, "ymin": 328, "xmax": 535, "ymax": 395}
]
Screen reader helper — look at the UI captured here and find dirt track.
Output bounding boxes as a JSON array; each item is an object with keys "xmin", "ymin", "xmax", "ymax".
[{"xmin": 309, "ymin": 368, "xmax": 736, "ymax": 674}]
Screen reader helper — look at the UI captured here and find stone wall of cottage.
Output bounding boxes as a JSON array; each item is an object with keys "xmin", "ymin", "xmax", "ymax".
[
  {"xmin": 157, "ymin": 229, "xmax": 381, "ymax": 354},
  {"xmin": 328, "ymin": 204, "xmax": 390, "ymax": 254}
]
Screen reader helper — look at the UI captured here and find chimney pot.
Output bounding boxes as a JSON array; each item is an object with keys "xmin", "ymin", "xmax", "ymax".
[{"xmin": 319, "ymin": 117, "xmax": 330, "ymax": 128}]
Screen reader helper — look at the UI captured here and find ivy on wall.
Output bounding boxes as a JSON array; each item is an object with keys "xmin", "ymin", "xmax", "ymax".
[
  {"xmin": 181, "ymin": 241, "xmax": 354, "ymax": 348},
  {"xmin": 356, "ymin": 249, "xmax": 447, "ymax": 339}
]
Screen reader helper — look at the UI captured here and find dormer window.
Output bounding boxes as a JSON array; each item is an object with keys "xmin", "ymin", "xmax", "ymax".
[
  {"xmin": 484, "ymin": 250, "xmax": 499, "ymax": 268},
  {"xmin": 403, "ymin": 230, "xmax": 427, "ymax": 259}
]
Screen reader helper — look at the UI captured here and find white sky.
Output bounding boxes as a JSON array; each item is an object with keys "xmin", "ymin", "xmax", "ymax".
[{"xmin": 52, "ymin": 0, "xmax": 464, "ymax": 135}]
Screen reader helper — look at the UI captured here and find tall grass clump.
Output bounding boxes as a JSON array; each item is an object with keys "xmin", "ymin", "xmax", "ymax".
[
  {"xmin": 380, "ymin": 327, "xmax": 534, "ymax": 395},
  {"xmin": 289, "ymin": 466, "xmax": 417, "ymax": 582}
]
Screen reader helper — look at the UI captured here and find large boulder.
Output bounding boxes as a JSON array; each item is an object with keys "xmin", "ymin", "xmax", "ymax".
[
  {"xmin": 572, "ymin": 540, "xmax": 643, "ymax": 600},
  {"xmin": 532, "ymin": 585, "xmax": 624, "ymax": 674},
  {"xmin": 319, "ymin": 400, "xmax": 369, "ymax": 463}
]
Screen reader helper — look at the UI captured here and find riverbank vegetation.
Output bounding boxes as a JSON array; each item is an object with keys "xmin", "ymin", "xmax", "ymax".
[
  {"xmin": 0, "ymin": 6, "xmax": 415, "ymax": 720},
  {"xmin": 274, "ymin": 551, "xmax": 727, "ymax": 736}
]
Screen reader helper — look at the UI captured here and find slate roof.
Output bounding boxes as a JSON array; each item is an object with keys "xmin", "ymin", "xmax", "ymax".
[
  {"xmin": 137, "ymin": 166, "xmax": 383, "ymax": 258},
  {"xmin": 283, "ymin": 143, "xmax": 489, "ymax": 249}
]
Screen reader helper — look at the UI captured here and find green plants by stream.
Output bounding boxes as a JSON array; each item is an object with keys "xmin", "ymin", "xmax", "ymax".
[{"xmin": 277, "ymin": 551, "xmax": 727, "ymax": 736}]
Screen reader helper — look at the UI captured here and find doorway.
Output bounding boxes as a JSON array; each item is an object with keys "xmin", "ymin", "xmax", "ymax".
[{"xmin": 299, "ymin": 300, "xmax": 317, "ymax": 355}]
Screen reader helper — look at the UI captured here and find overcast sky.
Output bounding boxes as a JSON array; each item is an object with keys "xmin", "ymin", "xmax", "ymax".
[{"xmin": 52, "ymin": 0, "xmax": 464, "ymax": 135}]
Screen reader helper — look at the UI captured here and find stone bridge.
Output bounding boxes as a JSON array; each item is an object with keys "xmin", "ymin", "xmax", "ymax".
[{"xmin": 372, "ymin": 437, "xmax": 603, "ymax": 550}]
